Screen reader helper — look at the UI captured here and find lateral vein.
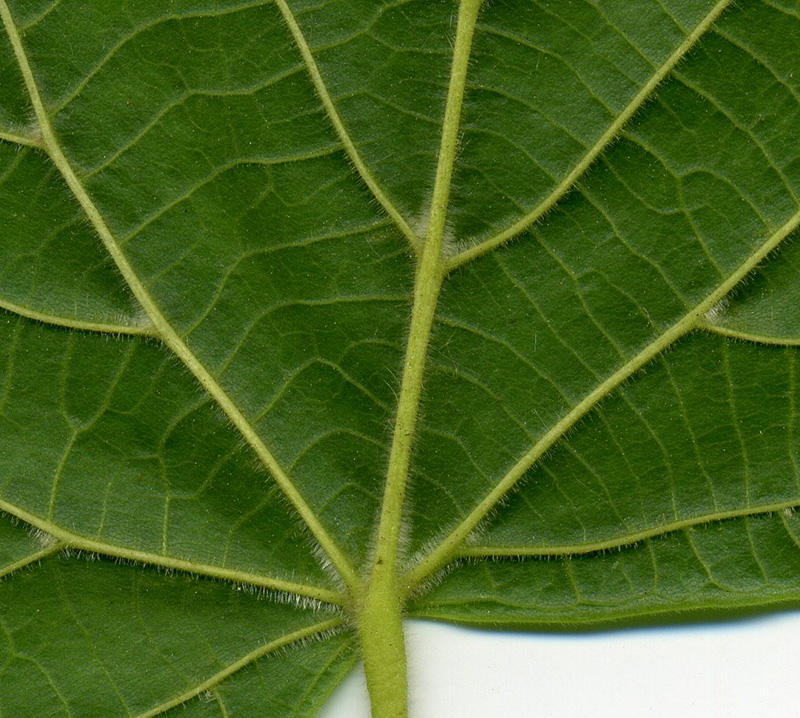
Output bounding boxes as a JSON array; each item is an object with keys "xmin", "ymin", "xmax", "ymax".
[
  {"xmin": 406, "ymin": 205, "xmax": 800, "ymax": 589},
  {"xmin": 274, "ymin": 0, "xmax": 422, "ymax": 255},
  {"xmin": 460, "ymin": 499, "xmax": 800, "ymax": 559},
  {"xmin": 0, "ymin": 0, "xmax": 360, "ymax": 595},
  {"xmin": 132, "ymin": 617, "xmax": 346, "ymax": 718},
  {"xmin": 446, "ymin": 0, "xmax": 732, "ymax": 271},
  {"xmin": 0, "ymin": 499, "xmax": 346, "ymax": 604}
]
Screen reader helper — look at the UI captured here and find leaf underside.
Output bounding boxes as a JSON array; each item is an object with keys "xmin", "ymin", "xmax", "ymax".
[{"xmin": 2, "ymin": 0, "xmax": 800, "ymax": 715}]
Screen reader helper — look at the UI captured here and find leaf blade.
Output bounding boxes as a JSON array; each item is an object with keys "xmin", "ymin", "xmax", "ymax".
[
  {"xmin": 1, "ymin": 0, "xmax": 373, "ymax": 588},
  {"xmin": 0, "ymin": 554, "xmax": 348, "ymax": 716},
  {"xmin": 5, "ymin": 1, "xmax": 800, "ymax": 714},
  {"xmin": 411, "ymin": 512, "xmax": 800, "ymax": 626},
  {"xmin": 448, "ymin": 0, "xmax": 733, "ymax": 266},
  {"xmin": 0, "ymin": 314, "xmax": 339, "ymax": 599}
]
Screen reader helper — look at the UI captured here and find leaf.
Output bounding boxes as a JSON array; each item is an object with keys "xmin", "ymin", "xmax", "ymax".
[
  {"xmin": 0, "ymin": 513, "xmax": 353, "ymax": 717},
  {"xmin": 1, "ymin": 0, "xmax": 800, "ymax": 716}
]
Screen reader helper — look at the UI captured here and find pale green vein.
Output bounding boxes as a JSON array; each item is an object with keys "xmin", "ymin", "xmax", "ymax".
[
  {"xmin": 459, "ymin": 500, "xmax": 800, "ymax": 558},
  {"xmin": 722, "ymin": 339, "xmax": 752, "ymax": 506},
  {"xmin": 274, "ymin": 0, "xmax": 422, "ymax": 255},
  {"xmin": 0, "ymin": 0, "xmax": 360, "ymax": 595},
  {"xmin": 357, "ymin": 3, "xmax": 484, "ymax": 715},
  {"xmin": 0, "ymin": 128, "xmax": 42, "ymax": 148},
  {"xmin": 212, "ymin": 691, "xmax": 230, "ymax": 718},
  {"xmin": 47, "ymin": 433, "xmax": 76, "ymax": 520},
  {"xmin": 745, "ymin": 515, "xmax": 770, "ymax": 582},
  {"xmin": 55, "ymin": 573, "xmax": 132, "ymax": 712},
  {"xmin": 132, "ymin": 618, "xmax": 345, "ymax": 718},
  {"xmin": 697, "ymin": 320, "xmax": 800, "ymax": 347},
  {"xmin": 446, "ymin": 0, "xmax": 732, "ymax": 271},
  {"xmin": 371, "ymin": 0, "xmax": 482, "ymax": 579},
  {"xmin": 683, "ymin": 529, "xmax": 723, "ymax": 589},
  {"xmin": 0, "ymin": 541, "xmax": 63, "ymax": 579},
  {"xmin": 0, "ymin": 297, "xmax": 156, "ymax": 337},
  {"xmin": 406, "ymin": 205, "xmax": 800, "ymax": 589},
  {"xmin": 0, "ymin": 498, "xmax": 345, "ymax": 604},
  {"xmin": 47, "ymin": 1, "xmax": 275, "ymax": 114}
]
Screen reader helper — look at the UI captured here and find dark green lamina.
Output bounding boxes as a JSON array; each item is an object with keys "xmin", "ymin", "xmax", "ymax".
[{"xmin": 1, "ymin": 1, "xmax": 799, "ymax": 716}]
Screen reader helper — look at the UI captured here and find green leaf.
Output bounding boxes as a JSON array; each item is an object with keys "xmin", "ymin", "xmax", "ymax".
[
  {"xmin": 411, "ymin": 512, "xmax": 800, "ymax": 625},
  {"xmin": 2, "ymin": 0, "xmax": 800, "ymax": 715},
  {"xmin": 0, "ymin": 522, "xmax": 352, "ymax": 717}
]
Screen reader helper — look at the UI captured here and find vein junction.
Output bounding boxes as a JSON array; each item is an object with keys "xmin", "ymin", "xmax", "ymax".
[
  {"xmin": 0, "ymin": 0, "xmax": 359, "ymax": 597},
  {"xmin": 2, "ymin": 0, "xmax": 799, "ymax": 712},
  {"xmin": 0, "ymin": 0, "xmax": 789, "ymax": 610},
  {"xmin": 446, "ymin": 0, "xmax": 733, "ymax": 270},
  {"xmin": 0, "ymin": 1, "xmax": 356, "ymax": 704},
  {"xmin": 355, "ymin": 3, "xmax": 486, "ymax": 714},
  {"xmin": 406, "ymin": 208, "xmax": 800, "ymax": 590}
]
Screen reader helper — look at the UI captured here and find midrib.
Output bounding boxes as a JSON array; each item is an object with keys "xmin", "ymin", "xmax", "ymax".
[
  {"xmin": 354, "ymin": 5, "xmax": 485, "ymax": 716},
  {"xmin": 0, "ymin": 0, "xmax": 359, "ymax": 596},
  {"xmin": 369, "ymin": 0, "xmax": 484, "ymax": 581}
]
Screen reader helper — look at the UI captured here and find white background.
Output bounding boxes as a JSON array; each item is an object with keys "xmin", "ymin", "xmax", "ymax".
[{"xmin": 318, "ymin": 614, "xmax": 800, "ymax": 717}]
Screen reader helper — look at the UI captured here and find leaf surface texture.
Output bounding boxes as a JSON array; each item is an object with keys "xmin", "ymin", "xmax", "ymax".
[{"xmin": 2, "ymin": 0, "xmax": 800, "ymax": 715}]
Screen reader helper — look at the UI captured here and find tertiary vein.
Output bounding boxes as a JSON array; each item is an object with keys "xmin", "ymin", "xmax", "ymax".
[
  {"xmin": 446, "ymin": 0, "xmax": 733, "ymax": 271},
  {"xmin": 406, "ymin": 204, "xmax": 800, "ymax": 589},
  {"xmin": 0, "ymin": 0, "xmax": 359, "ymax": 596},
  {"xmin": 0, "ymin": 539, "xmax": 63, "ymax": 579}
]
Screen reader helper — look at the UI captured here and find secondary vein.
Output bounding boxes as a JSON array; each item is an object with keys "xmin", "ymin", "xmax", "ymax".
[
  {"xmin": 0, "ymin": 0, "xmax": 359, "ymax": 596},
  {"xmin": 406, "ymin": 205, "xmax": 800, "ymax": 590},
  {"xmin": 446, "ymin": 0, "xmax": 732, "ymax": 271},
  {"xmin": 696, "ymin": 320, "xmax": 800, "ymax": 347},
  {"xmin": 274, "ymin": 0, "xmax": 422, "ymax": 255},
  {"xmin": 0, "ymin": 499, "xmax": 345, "ymax": 604},
  {"xmin": 459, "ymin": 499, "xmax": 800, "ymax": 559},
  {"xmin": 132, "ymin": 617, "xmax": 345, "ymax": 718}
]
